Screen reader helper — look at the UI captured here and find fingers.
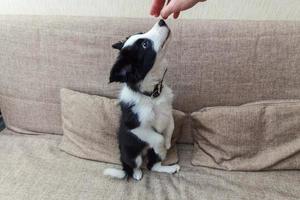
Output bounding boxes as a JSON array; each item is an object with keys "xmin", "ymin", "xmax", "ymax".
[
  {"xmin": 150, "ymin": 0, "xmax": 166, "ymax": 17},
  {"xmin": 173, "ymin": 11, "xmax": 180, "ymax": 19},
  {"xmin": 153, "ymin": 0, "xmax": 205, "ymax": 19},
  {"xmin": 150, "ymin": 0, "xmax": 179, "ymax": 19},
  {"xmin": 160, "ymin": 3, "xmax": 176, "ymax": 19}
]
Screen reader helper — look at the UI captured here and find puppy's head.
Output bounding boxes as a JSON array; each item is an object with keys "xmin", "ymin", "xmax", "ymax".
[{"xmin": 109, "ymin": 19, "xmax": 170, "ymax": 86}]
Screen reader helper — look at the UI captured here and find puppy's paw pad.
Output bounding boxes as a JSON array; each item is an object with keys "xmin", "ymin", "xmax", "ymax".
[{"xmin": 133, "ymin": 169, "xmax": 143, "ymax": 181}]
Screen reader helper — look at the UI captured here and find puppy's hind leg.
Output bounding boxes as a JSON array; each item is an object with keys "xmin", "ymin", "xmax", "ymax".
[
  {"xmin": 147, "ymin": 148, "xmax": 180, "ymax": 174},
  {"xmin": 131, "ymin": 128, "xmax": 167, "ymax": 161},
  {"xmin": 164, "ymin": 116, "xmax": 174, "ymax": 150},
  {"xmin": 132, "ymin": 155, "xmax": 143, "ymax": 181}
]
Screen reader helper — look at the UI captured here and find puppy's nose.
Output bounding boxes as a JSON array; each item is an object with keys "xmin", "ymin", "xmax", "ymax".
[{"xmin": 158, "ymin": 19, "xmax": 167, "ymax": 27}]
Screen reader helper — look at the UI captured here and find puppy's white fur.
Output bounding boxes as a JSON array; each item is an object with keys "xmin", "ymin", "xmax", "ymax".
[
  {"xmin": 104, "ymin": 20, "xmax": 180, "ymax": 181},
  {"xmin": 120, "ymin": 83, "xmax": 174, "ymax": 150}
]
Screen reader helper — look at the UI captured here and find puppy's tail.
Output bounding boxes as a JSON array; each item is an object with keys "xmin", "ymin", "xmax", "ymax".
[{"xmin": 103, "ymin": 168, "xmax": 126, "ymax": 179}]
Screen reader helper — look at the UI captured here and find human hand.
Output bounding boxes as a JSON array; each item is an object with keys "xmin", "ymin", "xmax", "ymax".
[{"xmin": 150, "ymin": 0, "xmax": 206, "ymax": 19}]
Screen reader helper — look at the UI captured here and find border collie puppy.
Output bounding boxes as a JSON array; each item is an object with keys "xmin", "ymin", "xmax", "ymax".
[{"xmin": 104, "ymin": 20, "xmax": 180, "ymax": 181}]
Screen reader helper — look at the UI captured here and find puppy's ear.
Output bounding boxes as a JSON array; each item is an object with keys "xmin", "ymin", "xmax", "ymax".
[
  {"xmin": 112, "ymin": 41, "xmax": 124, "ymax": 50},
  {"xmin": 109, "ymin": 55, "xmax": 132, "ymax": 83}
]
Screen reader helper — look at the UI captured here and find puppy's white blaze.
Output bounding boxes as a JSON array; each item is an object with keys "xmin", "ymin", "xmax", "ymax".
[
  {"xmin": 123, "ymin": 21, "xmax": 169, "ymax": 52},
  {"xmin": 103, "ymin": 168, "xmax": 126, "ymax": 179}
]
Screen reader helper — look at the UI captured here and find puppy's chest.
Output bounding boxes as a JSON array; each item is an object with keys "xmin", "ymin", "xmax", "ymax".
[{"xmin": 133, "ymin": 100, "xmax": 171, "ymax": 130}]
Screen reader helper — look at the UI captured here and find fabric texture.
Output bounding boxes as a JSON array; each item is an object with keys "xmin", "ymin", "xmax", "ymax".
[
  {"xmin": 0, "ymin": 16, "xmax": 300, "ymax": 145},
  {"xmin": 1, "ymin": 129, "xmax": 300, "ymax": 200},
  {"xmin": 192, "ymin": 100, "xmax": 300, "ymax": 170},
  {"xmin": 0, "ymin": 15, "xmax": 300, "ymax": 200},
  {"xmin": 59, "ymin": 88, "xmax": 185, "ymax": 165}
]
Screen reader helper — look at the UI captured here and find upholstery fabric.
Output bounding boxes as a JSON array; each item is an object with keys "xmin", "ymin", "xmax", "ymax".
[
  {"xmin": 0, "ymin": 16, "xmax": 299, "ymax": 145},
  {"xmin": 59, "ymin": 88, "xmax": 185, "ymax": 165},
  {"xmin": 1, "ymin": 129, "xmax": 300, "ymax": 200},
  {"xmin": 191, "ymin": 100, "xmax": 300, "ymax": 170},
  {"xmin": 1, "ymin": 15, "xmax": 300, "ymax": 200}
]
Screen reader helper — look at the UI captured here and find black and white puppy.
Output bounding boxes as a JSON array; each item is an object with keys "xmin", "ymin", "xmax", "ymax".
[{"xmin": 104, "ymin": 20, "xmax": 180, "ymax": 181}]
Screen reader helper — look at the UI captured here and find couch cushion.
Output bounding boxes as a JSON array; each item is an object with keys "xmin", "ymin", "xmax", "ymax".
[
  {"xmin": 59, "ymin": 88, "xmax": 185, "ymax": 165},
  {"xmin": 191, "ymin": 100, "xmax": 300, "ymax": 171},
  {"xmin": 1, "ymin": 16, "xmax": 300, "ymax": 144},
  {"xmin": 1, "ymin": 129, "xmax": 300, "ymax": 200}
]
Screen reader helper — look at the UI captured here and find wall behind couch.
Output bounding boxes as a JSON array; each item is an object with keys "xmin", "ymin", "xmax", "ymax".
[{"xmin": 0, "ymin": 0, "xmax": 299, "ymax": 21}]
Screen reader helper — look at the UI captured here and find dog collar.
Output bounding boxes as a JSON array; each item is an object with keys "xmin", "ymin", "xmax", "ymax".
[{"xmin": 142, "ymin": 68, "xmax": 168, "ymax": 98}]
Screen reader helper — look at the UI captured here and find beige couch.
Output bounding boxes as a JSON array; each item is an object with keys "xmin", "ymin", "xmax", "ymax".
[{"xmin": 0, "ymin": 16, "xmax": 300, "ymax": 200}]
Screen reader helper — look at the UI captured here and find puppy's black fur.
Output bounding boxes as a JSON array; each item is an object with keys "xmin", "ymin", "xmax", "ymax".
[
  {"xmin": 107, "ymin": 20, "xmax": 174, "ymax": 179},
  {"xmin": 110, "ymin": 37, "xmax": 162, "ymax": 179},
  {"xmin": 118, "ymin": 101, "xmax": 162, "ymax": 178},
  {"xmin": 118, "ymin": 102, "xmax": 147, "ymax": 177},
  {"xmin": 110, "ymin": 38, "xmax": 156, "ymax": 90}
]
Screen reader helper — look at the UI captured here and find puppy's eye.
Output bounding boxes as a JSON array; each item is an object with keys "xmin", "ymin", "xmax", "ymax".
[{"xmin": 142, "ymin": 41, "xmax": 149, "ymax": 49}]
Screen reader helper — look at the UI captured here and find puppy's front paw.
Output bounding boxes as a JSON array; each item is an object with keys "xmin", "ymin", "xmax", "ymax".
[
  {"xmin": 171, "ymin": 164, "xmax": 180, "ymax": 174},
  {"xmin": 165, "ymin": 141, "xmax": 171, "ymax": 150},
  {"xmin": 159, "ymin": 147, "xmax": 167, "ymax": 160}
]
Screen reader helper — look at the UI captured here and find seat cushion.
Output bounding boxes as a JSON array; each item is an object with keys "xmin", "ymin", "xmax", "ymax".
[{"xmin": 1, "ymin": 129, "xmax": 300, "ymax": 200}]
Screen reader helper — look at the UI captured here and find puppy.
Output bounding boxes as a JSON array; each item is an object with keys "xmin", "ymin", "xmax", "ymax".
[{"xmin": 104, "ymin": 20, "xmax": 180, "ymax": 181}]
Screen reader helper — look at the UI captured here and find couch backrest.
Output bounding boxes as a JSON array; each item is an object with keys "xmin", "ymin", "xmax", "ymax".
[{"xmin": 0, "ymin": 16, "xmax": 299, "ymax": 142}]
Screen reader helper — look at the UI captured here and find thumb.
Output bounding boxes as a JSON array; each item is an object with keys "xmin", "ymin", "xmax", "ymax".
[{"xmin": 161, "ymin": 4, "xmax": 175, "ymax": 19}]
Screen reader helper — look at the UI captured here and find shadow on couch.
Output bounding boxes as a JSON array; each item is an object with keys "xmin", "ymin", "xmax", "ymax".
[{"xmin": 0, "ymin": 112, "xmax": 5, "ymax": 131}]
